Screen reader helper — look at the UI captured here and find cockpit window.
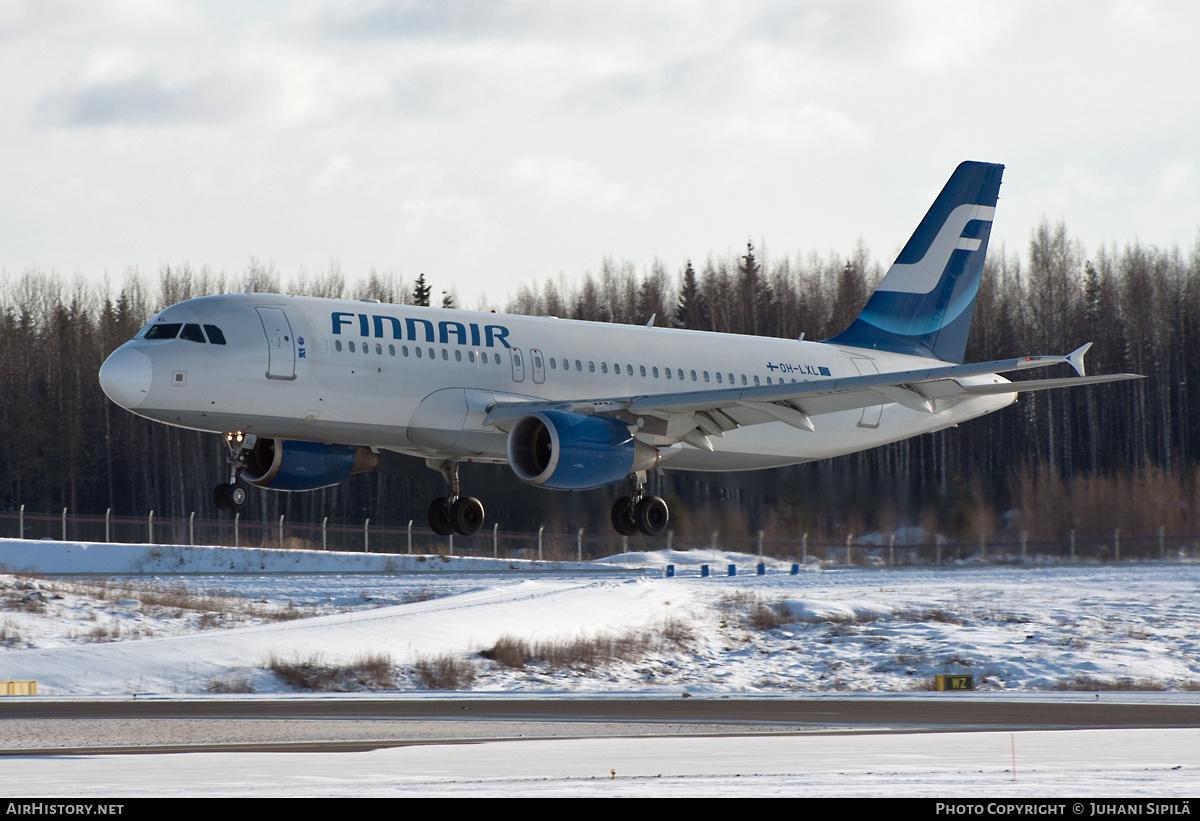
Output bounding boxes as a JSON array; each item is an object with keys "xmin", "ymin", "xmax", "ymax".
[
  {"xmin": 144, "ymin": 323, "xmax": 182, "ymax": 340},
  {"xmin": 203, "ymin": 325, "xmax": 227, "ymax": 345},
  {"xmin": 180, "ymin": 324, "xmax": 205, "ymax": 343}
]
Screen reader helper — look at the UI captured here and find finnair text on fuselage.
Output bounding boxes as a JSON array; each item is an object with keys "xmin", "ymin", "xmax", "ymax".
[{"xmin": 331, "ymin": 311, "xmax": 512, "ymax": 349}]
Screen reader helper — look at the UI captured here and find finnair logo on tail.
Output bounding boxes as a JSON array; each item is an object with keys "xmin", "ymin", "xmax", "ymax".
[{"xmin": 877, "ymin": 204, "xmax": 995, "ymax": 295}]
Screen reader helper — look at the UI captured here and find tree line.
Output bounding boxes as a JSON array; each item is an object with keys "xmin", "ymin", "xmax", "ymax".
[{"xmin": 0, "ymin": 221, "xmax": 1194, "ymax": 544}]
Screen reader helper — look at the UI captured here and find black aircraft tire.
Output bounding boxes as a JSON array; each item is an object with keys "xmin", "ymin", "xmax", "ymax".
[
  {"xmin": 451, "ymin": 497, "xmax": 485, "ymax": 536},
  {"xmin": 428, "ymin": 497, "xmax": 455, "ymax": 536},
  {"xmin": 610, "ymin": 496, "xmax": 637, "ymax": 536},
  {"xmin": 213, "ymin": 483, "xmax": 231, "ymax": 510},
  {"xmin": 228, "ymin": 481, "xmax": 249, "ymax": 511},
  {"xmin": 635, "ymin": 495, "xmax": 669, "ymax": 536}
]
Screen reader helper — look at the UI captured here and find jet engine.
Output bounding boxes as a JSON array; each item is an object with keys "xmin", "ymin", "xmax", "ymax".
[
  {"xmin": 241, "ymin": 438, "xmax": 380, "ymax": 491},
  {"xmin": 506, "ymin": 410, "xmax": 658, "ymax": 490}
]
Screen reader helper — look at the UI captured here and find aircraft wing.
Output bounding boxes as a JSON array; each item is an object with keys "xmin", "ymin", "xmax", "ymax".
[{"xmin": 483, "ymin": 344, "xmax": 1142, "ymax": 449}]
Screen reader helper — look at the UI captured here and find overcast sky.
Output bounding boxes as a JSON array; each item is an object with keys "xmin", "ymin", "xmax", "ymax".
[{"xmin": 2, "ymin": 0, "xmax": 1197, "ymax": 305}]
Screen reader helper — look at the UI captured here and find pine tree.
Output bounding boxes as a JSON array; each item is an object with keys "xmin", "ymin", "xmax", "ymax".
[
  {"xmin": 674, "ymin": 260, "xmax": 709, "ymax": 329},
  {"xmin": 737, "ymin": 241, "xmax": 772, "ymax": 335},
  {"xmin": 412, "ymin": 273, "xmax": 431, "ymax": 307}
]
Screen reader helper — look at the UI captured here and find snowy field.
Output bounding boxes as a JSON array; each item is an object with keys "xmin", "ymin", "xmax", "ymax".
[{"xmin": 2, "ymin": 538, "xmax": 1199, "ymax": 797}]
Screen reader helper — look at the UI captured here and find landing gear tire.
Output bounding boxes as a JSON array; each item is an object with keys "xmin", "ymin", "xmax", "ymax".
[
  {"xmin": 635, "ymin": 495, "xmax": 669, "ymax": 536},
  {"xmin": 451, "ymin": 497, "xmax": 485, "ymax": 536},
  {"xmin": 428, "ymin": 497, "xmax": 455, "ymax": 536},
  {"xmin": 611, "ymin": 496, "xmax": 637, "ymax": 536},
  {"xmin": 228, "ymin": 482, "xmax": 249, "ymax": 511},
  {"xmin": 214, "ymin": 481, "xmax": 249, "ymax": 512},
  {"xmin": 425, "ymin": 460, "xmax": 487, "ymax": 537}
]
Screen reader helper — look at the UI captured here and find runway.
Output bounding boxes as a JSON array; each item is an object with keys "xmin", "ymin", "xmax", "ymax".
[{"xmin": 4, "ymin": 697, "xmax": 1199, "ymax": 755}]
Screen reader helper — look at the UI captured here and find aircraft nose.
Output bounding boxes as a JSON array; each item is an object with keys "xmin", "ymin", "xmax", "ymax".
[{"xmin": 99, "ymin": 346, "xmax": 152, "ymax": 409}]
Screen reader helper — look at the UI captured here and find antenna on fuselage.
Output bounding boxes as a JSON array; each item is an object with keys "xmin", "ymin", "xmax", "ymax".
[{"xmin": 245, "ymin": 279, "xmax": 256, "ymax": 295}]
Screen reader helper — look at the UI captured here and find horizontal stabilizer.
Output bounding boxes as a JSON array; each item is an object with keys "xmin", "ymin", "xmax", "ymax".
[{"xmin": 961, "ymin": 372, "xmax": 1142, "ymax": 396}]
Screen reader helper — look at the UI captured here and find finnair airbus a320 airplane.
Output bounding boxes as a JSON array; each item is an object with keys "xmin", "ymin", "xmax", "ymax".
[{"xmin": 99, "ymin": 161, "xmax": 1139, "ymax": 537}]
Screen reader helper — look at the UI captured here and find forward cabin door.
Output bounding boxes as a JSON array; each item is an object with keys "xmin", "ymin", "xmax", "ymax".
[{"xmin": 257, "ymin": 307, "xmax": 297, "ymax": 380}]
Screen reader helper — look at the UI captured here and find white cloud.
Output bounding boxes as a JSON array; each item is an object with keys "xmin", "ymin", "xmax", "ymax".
[
  {"xmin": 1154, "ymin": 161, "xmax": 1196, "ymax": 204},
  {"xmin": 1, "ymin": 1, "xmax": 1199, "ymax": 295},
  {"xmin": 38, "ymin": 68, "xmax": 269, "ymax": 127},
  {"xmin": 895, "ymin": 0, "xmax": 1017, "ymax": 73},
  {"xmin": 511, "ymin": 156, "xmax": 626, "ymax": 207}
]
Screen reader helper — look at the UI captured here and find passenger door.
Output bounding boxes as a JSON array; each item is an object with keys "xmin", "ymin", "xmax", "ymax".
[{"xmin": 257, "ymin": 307, "xmax": 296, "ymax": 380}]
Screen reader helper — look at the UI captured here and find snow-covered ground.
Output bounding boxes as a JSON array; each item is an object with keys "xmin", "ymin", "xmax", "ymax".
[
  {"xmin": 6, "ymin": 727, "xmax": 1200, "ymax": 798},
  {"xmin": 2, "ymin": 538, "xmax": 1199, "ymax": 796},
  {"xmin": 4, "ymin": 539, "xmax": 1198, "ymax": 695}
]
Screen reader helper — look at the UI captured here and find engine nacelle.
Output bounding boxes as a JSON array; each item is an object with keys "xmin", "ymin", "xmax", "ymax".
[
  {"xmin": 241, "ymin": 438, "xmax": 380, "ymax": 491},
  {"xmin": 506, "ymin": 410, "xmax": 658, "ymax": 490}
]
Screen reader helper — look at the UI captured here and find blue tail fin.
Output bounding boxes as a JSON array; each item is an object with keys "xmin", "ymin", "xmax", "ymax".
[{"xmin": 824, "ymin": 161, "xmax": 1004, "ymax": 363}]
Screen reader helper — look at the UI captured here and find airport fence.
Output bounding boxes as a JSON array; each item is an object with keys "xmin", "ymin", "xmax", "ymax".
[{"xmin": 2, "ymin": 506, "xmax": 1198, "ymax": 566}]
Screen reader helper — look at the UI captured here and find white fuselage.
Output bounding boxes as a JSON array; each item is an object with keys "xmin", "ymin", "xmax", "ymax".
[{"xmin": 101, "ymin": 292, "xmax": 1015, "ymax": 471}]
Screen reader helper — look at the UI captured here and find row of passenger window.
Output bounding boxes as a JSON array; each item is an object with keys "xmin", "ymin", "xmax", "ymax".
[
  {"xmin": 333, "ymin": 338, "xmax": 504, "ymax": 365},
  {"xmin": 547, "ymin": 357, "xmax": 792, "ymax": 387},
  {"xmin": 332, "ymin": 339, "xmax": 794, "ymax": 387}
]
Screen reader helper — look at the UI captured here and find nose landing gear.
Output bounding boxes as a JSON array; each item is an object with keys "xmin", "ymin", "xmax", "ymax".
[{"xmin": 213, "ymin": 431, "xmax": 254, "ymax": 512}]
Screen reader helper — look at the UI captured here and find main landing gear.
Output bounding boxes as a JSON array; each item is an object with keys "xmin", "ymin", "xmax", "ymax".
[
  {"xmin": 213, "ymin": 431, "xmax": 253, "ymax": 512},
  {"xmin": 426, "ymin": 459, "xmax": 485, "ymax": 537},
  {"xmin": 610, "ymin": 473, "xmax": 669, "ymax": 537}
]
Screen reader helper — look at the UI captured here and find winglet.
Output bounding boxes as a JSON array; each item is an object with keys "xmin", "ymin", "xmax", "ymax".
[
  {"xmin": 1066, "ymin": 343, "xmax": 1092, "ymax": 377},
  {"xmin": 245, "ymin": 278, "xmax": 257, "ymax": 295}
]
